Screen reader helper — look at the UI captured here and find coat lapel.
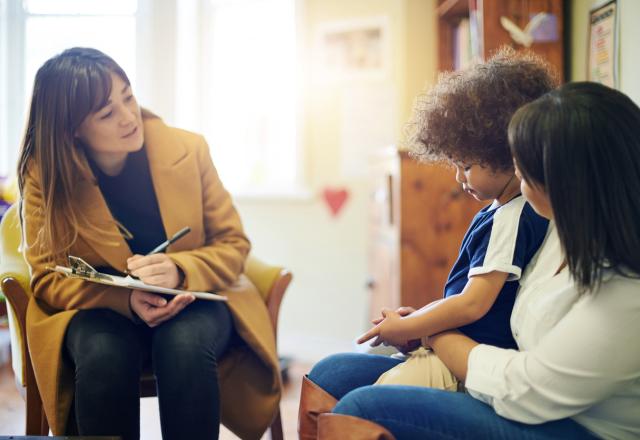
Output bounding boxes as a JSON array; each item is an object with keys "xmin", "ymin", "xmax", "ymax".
[
  {"xmin": 75, "ymin": 175, "xmax": 131, "ymax": 272},
  {"xmin": 73, "ymin": 117, "xmax": 203, "ymax": 271},
  {"xmin": 143, "ymin": 118, "xmax": 203, "ymax": 253}
]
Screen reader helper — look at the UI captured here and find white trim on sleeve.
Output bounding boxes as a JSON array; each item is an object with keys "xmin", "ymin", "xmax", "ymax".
[
  {"xmin": 470, "ymin": 197, "xmax": 527, "ymax": 280},
  {"xmin": 468, "ymin": 264, "xmax": 522, "ymax": 281}
]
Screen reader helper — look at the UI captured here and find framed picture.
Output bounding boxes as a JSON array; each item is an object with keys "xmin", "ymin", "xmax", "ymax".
[
  {"xmin": 588, "ymin": 0, "xmax": 618, "ymax": 88},
  {"xmin": 315, "ymin": 17, "xmax": 389, "ymax": 81}
]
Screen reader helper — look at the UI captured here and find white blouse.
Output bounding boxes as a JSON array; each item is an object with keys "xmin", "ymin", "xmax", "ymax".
[{"xmin": 465, "ymin": 224, "xmax": 640, "ymax": 440}]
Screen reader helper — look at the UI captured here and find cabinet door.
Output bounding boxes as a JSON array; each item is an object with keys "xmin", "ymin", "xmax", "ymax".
[
  {"xmin": 367, "ymin": 235, "xmax": 399, "ymax": 321},
  {"xmin": 400, "ymin": 155, "xmax": 482, "ymax": 308},
  {"xmin": 367, "ymin": 150, "xmax": 400, "ymax": 321}
]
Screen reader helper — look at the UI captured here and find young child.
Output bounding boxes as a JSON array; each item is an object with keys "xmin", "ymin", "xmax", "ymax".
[{"xmin": 358, "ymin": 48, "xmax": 557, "ymax": 388}]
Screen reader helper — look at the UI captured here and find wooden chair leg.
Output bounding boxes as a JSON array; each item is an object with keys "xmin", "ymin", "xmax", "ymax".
[
  {"xmin": 269, "ymin": 409, "xmax": 284, "ymax": 440},
  {"xmin": 40, "ymin": 408, "xmax": 49, "ymax": 435},
  {"xmin": 25, "ymin": 350, "xmax": 49, "ymax": 435},
  {"xmin": 25, "ymin": 381, "xmax": 47, "ymax": 435}
]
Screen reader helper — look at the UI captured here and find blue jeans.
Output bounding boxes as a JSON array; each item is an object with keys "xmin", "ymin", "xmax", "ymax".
[
  {"xmin": 309, "ymin": 353, "xmax": 599, "ymax": 440},
  {"xmin": 65, "ymin": 300, "xmax": 232, "ymax": 440}
]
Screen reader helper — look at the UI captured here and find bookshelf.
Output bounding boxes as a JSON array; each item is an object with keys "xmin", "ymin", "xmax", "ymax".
[{"xmin": 438, "ymin": 0, "xmax": 565, "ymax": 79}]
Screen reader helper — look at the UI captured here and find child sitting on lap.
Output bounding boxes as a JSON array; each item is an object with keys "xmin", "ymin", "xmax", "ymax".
[{"xmin": 359, "ymin": 48, "xmax": 557, "ymax": 389}]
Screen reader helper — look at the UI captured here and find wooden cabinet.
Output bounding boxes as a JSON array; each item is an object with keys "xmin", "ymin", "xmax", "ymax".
[
  {"xmin": 367, "ymin": 149, "xmax": 401, "ymax": 319},
  {"xmin": 367, "ymin": 149, "xmax": 482, "ymax": 319}
]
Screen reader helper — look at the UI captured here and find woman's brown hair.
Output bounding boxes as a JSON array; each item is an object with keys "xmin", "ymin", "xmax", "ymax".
[{"xmin": 17, "ymin": 47, "xmax": 154, "ymax": 262}]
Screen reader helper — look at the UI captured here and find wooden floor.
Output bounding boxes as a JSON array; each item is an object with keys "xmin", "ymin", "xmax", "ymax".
[{"xmin": 0, "ymin": 359, "xmax": 310, "ymax": 439}]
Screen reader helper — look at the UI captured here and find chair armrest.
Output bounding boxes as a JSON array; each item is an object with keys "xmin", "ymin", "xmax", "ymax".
[
  {"xmin": 265, "ymin": 269, "xmax": 292, "ymax": 339},
  {"xmin": 243, "ymin": 255, "xmax": 293, "ymax": 339},
  {"xmin": 1, "ymin": 276, "xmax": 30, "ymax": 388}
]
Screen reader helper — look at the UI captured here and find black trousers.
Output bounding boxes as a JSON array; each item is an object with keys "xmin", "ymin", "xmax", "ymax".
[{"xmin": 64, "ymin": 300, "xmax": 233, "ymax": 440}]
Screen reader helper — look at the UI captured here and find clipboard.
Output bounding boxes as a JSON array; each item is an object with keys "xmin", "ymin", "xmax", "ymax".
[{"xmin": 49, "ymin": 256, "xmax": 227, "ymax": 302}]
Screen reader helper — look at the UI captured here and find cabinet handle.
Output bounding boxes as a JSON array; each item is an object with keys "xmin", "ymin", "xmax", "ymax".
[
  {"xmin": 387, "ymin": 174, "xmax": 394, "ymax": 225},
  {"xmin": 366, "ymin": 277, "xmax": 376, "ymax": 290}
]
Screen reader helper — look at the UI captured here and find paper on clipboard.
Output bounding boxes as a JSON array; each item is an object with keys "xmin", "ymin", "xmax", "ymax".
[{"xmin": 49, "ymin": 256, "xmax": 227, "ymax": 302}]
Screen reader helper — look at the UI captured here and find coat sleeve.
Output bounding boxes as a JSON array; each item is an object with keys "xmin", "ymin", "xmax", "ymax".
[
  {"xmin": 167, "ymin": 136, "xmax": 251, "ymax": 292},
  {"xmin": 21, "ymin": 166, "xmax": 133, "ymax": 319}
]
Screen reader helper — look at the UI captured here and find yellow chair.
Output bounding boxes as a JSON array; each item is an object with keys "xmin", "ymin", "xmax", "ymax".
[{"xmin": 0, "ymin": 203, "xmax": 292, "ymax": 439}]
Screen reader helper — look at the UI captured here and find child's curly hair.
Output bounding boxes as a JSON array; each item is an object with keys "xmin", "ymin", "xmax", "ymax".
[{"xmin": 406, "ymin": 47, "xmax": 558, "ymax": 170}]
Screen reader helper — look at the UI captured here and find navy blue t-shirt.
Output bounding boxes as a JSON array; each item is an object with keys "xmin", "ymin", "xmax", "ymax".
[{"xmin": 444, "ymin": 195, "xmax": 549, "ymax": 349}]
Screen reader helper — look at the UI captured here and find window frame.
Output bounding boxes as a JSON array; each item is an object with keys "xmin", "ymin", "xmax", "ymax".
[{"xmin": 0, "ymin": 0, "xmax": 307, "ymax": 198}]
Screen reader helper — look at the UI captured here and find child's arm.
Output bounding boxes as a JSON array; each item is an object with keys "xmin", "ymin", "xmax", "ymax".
[{"xmin": 358, "ymin": 270, "xmax": 508, "ymax": 346}]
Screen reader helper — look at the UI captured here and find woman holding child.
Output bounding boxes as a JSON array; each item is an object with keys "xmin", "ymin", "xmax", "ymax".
[{"xmin": 299, "ymin": 53, "xmax": 640, "ymax": 439}]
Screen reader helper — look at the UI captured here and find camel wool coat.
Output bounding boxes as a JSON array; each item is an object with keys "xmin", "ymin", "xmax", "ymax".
[{"xmin": 21, "ymin": 117, "xmax": 281, "ymax": 439}]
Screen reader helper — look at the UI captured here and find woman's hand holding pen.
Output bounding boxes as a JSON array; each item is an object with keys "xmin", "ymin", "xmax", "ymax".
[
  {"xmin": 127, "ymin": 253, "xmax": 192, "ymax": 327},
  {"xmin": 126, "ymin": 227, "xmax": 191, "ymax": 288},
  {"xmin": 127, "ymin": 253, "xmax": 182, "ymax": 289}
]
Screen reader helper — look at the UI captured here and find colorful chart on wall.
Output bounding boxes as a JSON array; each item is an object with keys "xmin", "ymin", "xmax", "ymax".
[{"xmin": 588, "ymin": 0, "xmax": 618, "ymax": 88}]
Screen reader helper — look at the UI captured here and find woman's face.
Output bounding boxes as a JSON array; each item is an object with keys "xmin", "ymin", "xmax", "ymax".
[
  {"xmin": 75, "ymin": 72, "xmax": 144, "ymax": 157},
  {"xmin": 514, "ymin": 163, "xmax": 554, "ymax": 219}
]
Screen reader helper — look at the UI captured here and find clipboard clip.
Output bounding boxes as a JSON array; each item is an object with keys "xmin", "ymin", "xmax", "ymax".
[{"xmin": 68, "ymin": 256, "xmax": 112, "ymax": 281}]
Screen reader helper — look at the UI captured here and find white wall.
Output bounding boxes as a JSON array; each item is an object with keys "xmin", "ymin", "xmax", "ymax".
[{"xmin": 237, "ymin": 0, "xmax": 437, "ymax": 363}]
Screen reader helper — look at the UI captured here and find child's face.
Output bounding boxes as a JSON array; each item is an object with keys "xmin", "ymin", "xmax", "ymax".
[
  {"xmin": 514, "ymin": 164, "xmax": 554, "ymax": 219},
  {"xmin": 453, "ymin": 162, "xmax": 515, "ymax": 202}
]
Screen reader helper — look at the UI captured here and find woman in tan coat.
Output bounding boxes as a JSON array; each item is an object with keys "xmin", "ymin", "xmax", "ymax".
[{"xmin": 17, "ymin": 47, "xmax": 280, "ymax": 440}]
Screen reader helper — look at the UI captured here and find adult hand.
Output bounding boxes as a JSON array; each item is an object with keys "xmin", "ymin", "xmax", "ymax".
[
  {"xmin": 129, "ymin": 289, "xmax": 194, "ymax": 327},
  {"xmin": 423, "ymin": 330, "xmax": 477, "ymax": 382},
  {"xmin": 357, "ymin": 308, "xmax": 411, "ymax": 347},
  {"xmin": 127, "ymin": 253, "xmax": 183, "ymax": 288}
]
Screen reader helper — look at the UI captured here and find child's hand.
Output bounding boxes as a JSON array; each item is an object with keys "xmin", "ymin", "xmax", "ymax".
[
  {"xmin": 358, "ymin": 308, "xmax": 410, "ymax": 346},
  {"xmin": 371, "ymin": 306, "xmax": 416, "ymax": 325}
]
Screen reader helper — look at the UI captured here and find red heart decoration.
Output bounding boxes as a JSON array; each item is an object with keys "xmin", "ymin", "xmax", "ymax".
[{"xmin": 322, "ymin": 188, "xmax": 349, "ymax": 217}]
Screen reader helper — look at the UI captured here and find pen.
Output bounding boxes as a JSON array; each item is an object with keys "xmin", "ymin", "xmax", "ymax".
[{"xmin": 147, "ymin": 226, "xmax": 191, "ymax": 255}]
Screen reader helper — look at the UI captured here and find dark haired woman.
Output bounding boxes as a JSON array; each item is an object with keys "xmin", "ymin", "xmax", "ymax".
[
  {"xmin": 18, "ymin": 47, "xmax": 280, "ymax": 440},
  {"xmin": 300, "ymin": 81, "xmax": 640, "ymax": 439},
  {"xmin": 299, "ymin": 48, "xmax": 563, "ymax": 440}
]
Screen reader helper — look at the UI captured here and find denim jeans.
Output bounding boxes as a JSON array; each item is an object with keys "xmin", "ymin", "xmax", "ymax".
[
  {"xmin": 309, "ymin": 353, "xmax": 599, "ymax": 440},
  {"xmin": 65, "ymin": 300, "xmax": 232, "ymax": 440}
]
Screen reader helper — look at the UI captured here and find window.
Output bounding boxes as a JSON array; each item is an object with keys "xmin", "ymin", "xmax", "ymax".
[
  {"xmin": 0, "ymin": 0, "xmax": 137, "ymax": 176},
  {"xmin": 23, "ymin": 0, "xmax": 137, "ymax": 92},
  {"xmin": 176, "ymin": 0, "xmax": 301, "ymax": 195},
  {"xmin": 0, "ymin": 0, "xmax": 302, "ymax": 195}
]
